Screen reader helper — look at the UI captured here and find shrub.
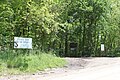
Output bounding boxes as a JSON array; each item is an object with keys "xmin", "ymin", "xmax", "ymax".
[{"xmin": 0, "ymin": 50, "xmax": 66, "ymax": 74}]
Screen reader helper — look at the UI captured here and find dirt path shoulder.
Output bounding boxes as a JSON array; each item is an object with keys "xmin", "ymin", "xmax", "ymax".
[{"xmin": 1, "ymin": 57, "xmax": 120, "ymax": 80}]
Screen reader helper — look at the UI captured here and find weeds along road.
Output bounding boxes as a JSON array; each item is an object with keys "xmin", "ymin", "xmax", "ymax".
[{"xmin": 1, "ymin": 57, "xmax": 120, "ymax": 80}]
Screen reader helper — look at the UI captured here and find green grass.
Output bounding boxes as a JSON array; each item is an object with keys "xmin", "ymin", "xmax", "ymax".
[{"xmin": 0, "ymin": 50, "xmax": 66, "ymax": 75}]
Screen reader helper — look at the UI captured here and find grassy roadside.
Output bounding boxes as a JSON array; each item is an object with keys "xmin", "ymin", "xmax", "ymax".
[{"xmin": 0, "ymin": 50, "xmax": 66, "ymax": 75}]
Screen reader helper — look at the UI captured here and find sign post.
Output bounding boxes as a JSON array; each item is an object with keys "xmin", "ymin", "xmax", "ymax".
[
  {"xmin": 69, "ymin": 42, "xmax": 78, "ymax": 57},
  {"xmin": 101, "ymin": 44, "xmax": 104, "ymax": 51},
  {"xmin": 14, "ymin": 37, "xmax": 32, "ymax": 49}
]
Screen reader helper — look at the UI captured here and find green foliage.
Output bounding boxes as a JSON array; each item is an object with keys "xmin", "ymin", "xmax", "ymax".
[
  {"xmin": 0, "ymin": 50, "xmax": 66, "ymax": 74},
  {"xmin": 27, "ymin": 52, "xmax": 66, "ymax": 72},
  {"xmin": 0, "ymin": 0, "xmax": 120, "ymax": 57}
]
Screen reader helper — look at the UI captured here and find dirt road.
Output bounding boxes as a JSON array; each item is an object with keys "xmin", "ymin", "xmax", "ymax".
[{"xmin": 1, "ymin": 57, "xmax": 120, "ymax": 80}]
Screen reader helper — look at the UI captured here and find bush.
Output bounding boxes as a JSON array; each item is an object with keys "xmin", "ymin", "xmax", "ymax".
[{"xmin": 0, "ymin": 50, "xmax": 66, "ymax": 74}]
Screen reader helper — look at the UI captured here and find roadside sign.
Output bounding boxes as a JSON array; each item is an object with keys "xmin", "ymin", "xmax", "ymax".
[
  {"xmin": 101, "ymin": 44, "xmax": 104, "ymax": 51},
  {"xmin": 70, "ymin": 42, "xmax": 77, "ymax": 50},
  {"xmin": 14, "ymin": 37, "xmax": 32, "ymax": 49}
]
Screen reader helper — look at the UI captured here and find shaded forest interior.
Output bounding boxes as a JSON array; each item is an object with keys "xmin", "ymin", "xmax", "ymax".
[{"xmin": 0, "ymin": 0, "xmax": 120, "ymax": 57}]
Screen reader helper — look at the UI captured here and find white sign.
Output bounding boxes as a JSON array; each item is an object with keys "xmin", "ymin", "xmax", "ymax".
[
  {"xmin": 101, "ymin": 44, "xmax": 104, "ymax": 51},
  {"xmin": 14, "ymin": 37, "xmax": 32, "ymax": 49}
]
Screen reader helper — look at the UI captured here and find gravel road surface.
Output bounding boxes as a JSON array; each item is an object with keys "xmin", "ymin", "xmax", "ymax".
[{"xmin": 1, "ymin": 57, "xmax": 120, "ymax": 80}]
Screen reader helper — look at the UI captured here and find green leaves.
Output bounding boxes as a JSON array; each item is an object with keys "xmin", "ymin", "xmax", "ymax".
[{"xmin": 0, "ymin": 0, "xmax": 120, "ymax": 56}]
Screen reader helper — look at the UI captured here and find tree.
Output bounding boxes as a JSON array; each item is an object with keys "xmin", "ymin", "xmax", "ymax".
[{"xmin": 0, "ymin": 0, "xmax": 120, "ymax": 57}]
